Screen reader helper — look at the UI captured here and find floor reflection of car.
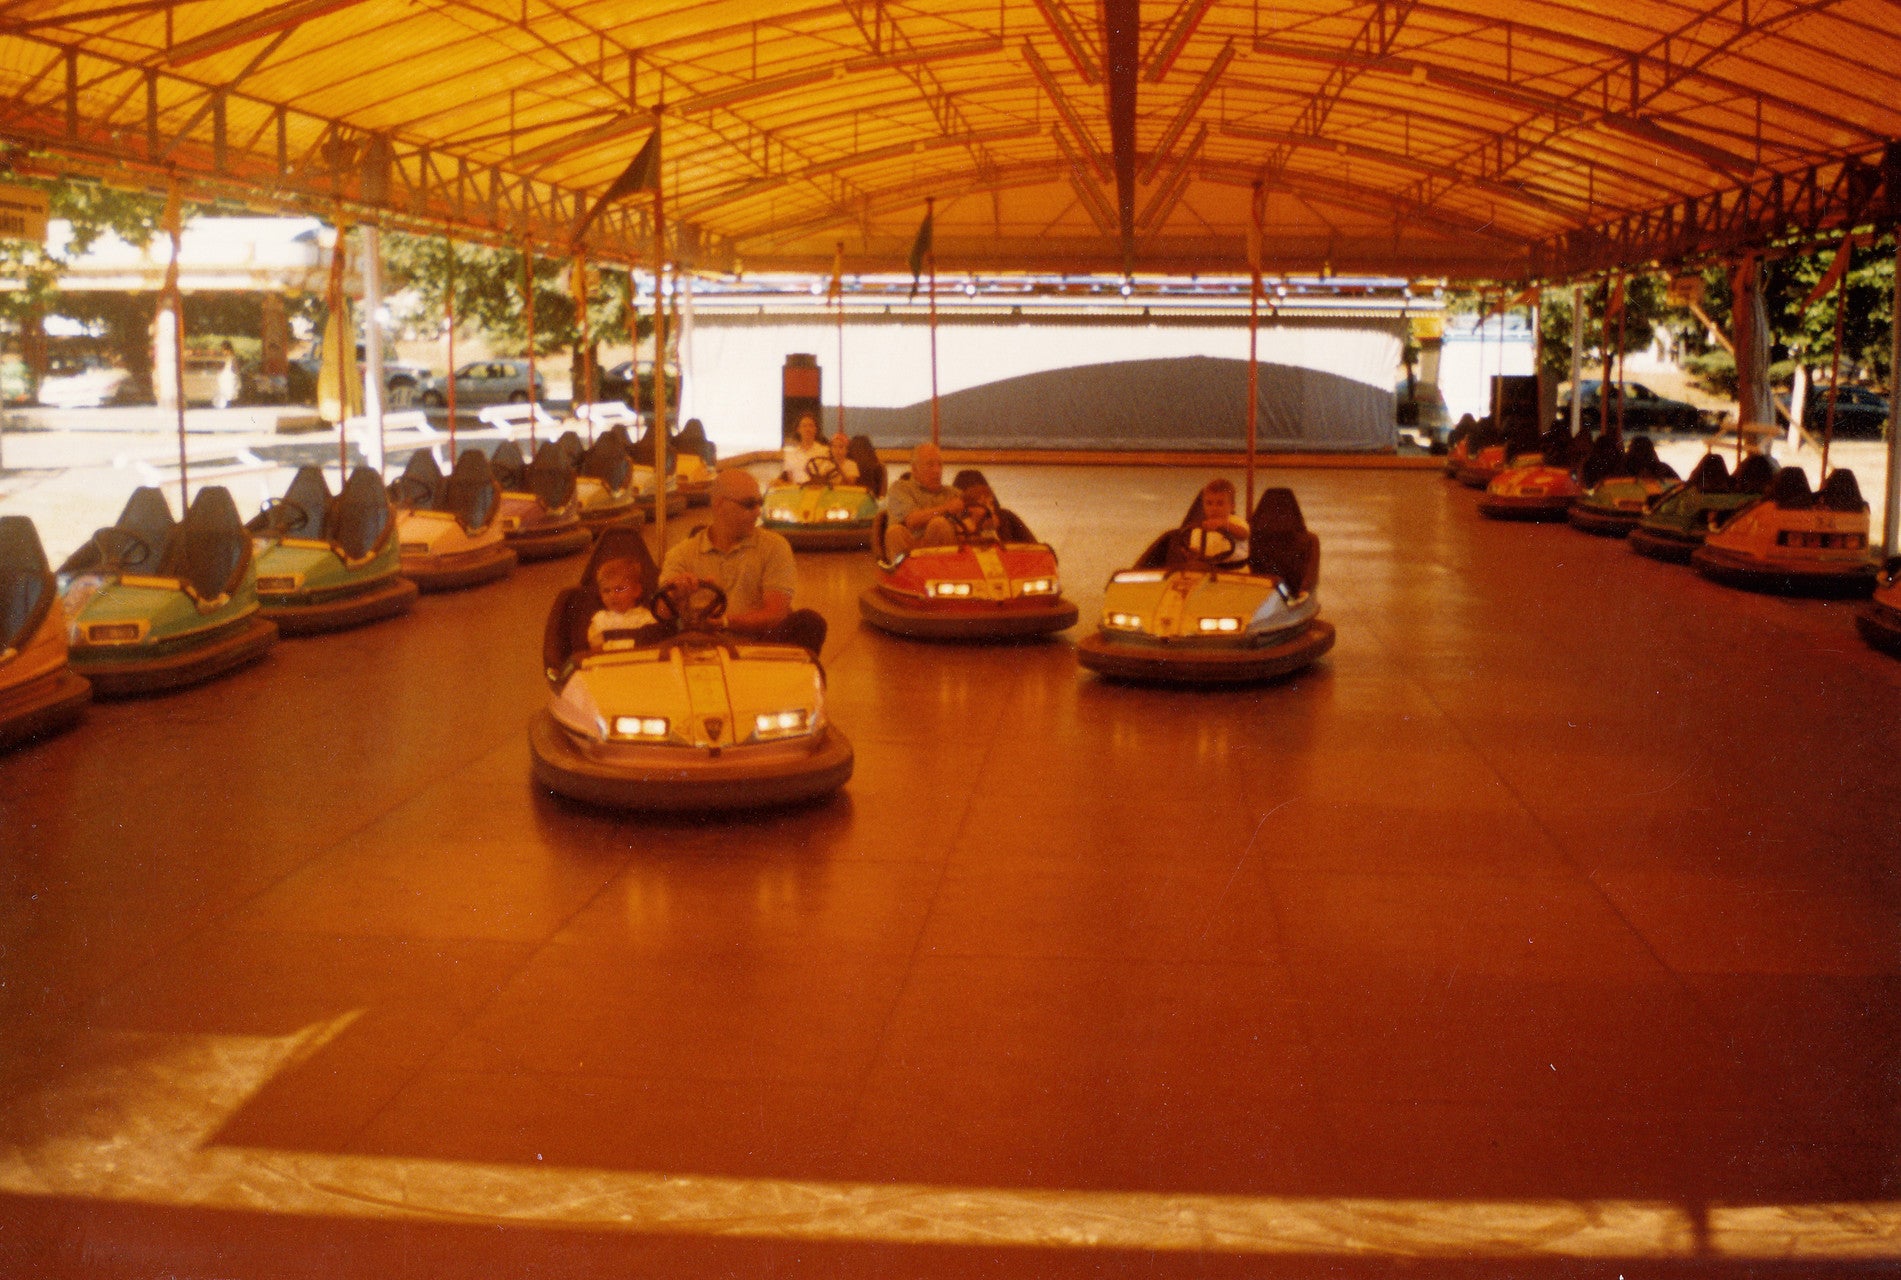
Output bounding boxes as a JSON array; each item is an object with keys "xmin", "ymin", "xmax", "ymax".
[
  {"xmin": 418, "ymin": 360, "xmax": 544, "ymax": 408},
  {"xmin": 1798, "ymin": 385, "xmax": 1888, "ymax": 439},
  {"xmin": 1560, "ymin": 380, "xmax": 1704, "ymax": 433}
]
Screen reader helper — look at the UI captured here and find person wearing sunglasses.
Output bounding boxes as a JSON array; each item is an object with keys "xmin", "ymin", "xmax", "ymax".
[{"xmin": 659, "ymin": 468, "xmax": 828, "ymax": 655}]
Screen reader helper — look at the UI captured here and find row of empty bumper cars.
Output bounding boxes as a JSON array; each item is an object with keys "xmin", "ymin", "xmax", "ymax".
[
  {"xmin": 1076, "ymin": 488, "xmax": 1335, "ymax": 685},
  {"xmin": 529, "ymin": 528, "xmax": 853, "ymax": 811},
  {"xmin": 1476, "ymin": 425, "xmax": 1591, "ymax": 521},
  {"xmin": 859, "ymin": 486, "xmax": 1078, "ymax": 641},
  {"xmin": 488, "ymin": 440, "xmax": 594, "ymax": 562},
  {"xmin": 57, "ymin": 486, "xmax": 278, "ymax": 697},
  {"xmin": 763, "ymin": 437, "xmax": 886, "ymax": 551},
  {"xmin": 0, "ymin": 517, "xmax": 91, "ymax": 749},
  {"xmin": 1567, "ymin": 438, "xmax": 1680, "ymax": 535},
  {"xmin": 248, "ymin": 467, "xmax": 419, "ymax": 633},
  {"xmin": 389, "ymin": 450, "xmax": 519, "ymax": 592},
  {"xmin": 1628, "ymin": 453, "xmax": 1780, "ymax": 564},
  {"xmin": 602, "ymin": 424, "xmax": 689, "ymax": 516}
]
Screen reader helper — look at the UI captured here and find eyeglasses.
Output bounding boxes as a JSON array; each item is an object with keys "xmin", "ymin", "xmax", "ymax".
[{"xmin": 721, "ymin": 495, "xmax": 764, "ymax": 510}]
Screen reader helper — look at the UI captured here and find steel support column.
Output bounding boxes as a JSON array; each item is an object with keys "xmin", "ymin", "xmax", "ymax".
[{"xmin": 1102, "ymin": 0, "xmax": 1140, "ymax": 264}]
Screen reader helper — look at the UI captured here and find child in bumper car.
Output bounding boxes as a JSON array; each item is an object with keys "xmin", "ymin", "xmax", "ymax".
[
  {"xmin": 588, "ymin": 555, "xmax": 663, "ymax": 650},
  {"xmin": 1180, "ymin": 478, "xmax": 1251, "ymax": 567}
]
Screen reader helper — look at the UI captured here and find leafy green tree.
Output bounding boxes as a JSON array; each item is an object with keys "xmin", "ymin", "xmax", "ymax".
[{"xmin": 1530, "ymin": 275, "xmax": 1669, "ymax": 383}]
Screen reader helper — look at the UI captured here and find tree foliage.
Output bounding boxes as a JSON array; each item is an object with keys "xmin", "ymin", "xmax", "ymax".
[{"xmin": 380, "ymin": 232, "xmax": 651, "ymax": 358}]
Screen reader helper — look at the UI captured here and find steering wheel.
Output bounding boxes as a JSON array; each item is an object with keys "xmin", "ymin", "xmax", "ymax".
[
  {"xmin": 651, "ymin": 580, "xmax": 729, "ymax": 631},
  {"xmin": 389, "ymin": 475, "xmax": 435, "ymax": 507},
  {"xmin": 92, "ymin": 526, "xmax": 153, "ymax": 570},
  {"xmin": 804, "ymin": 455, "xmax": 844, "ymax": 486},
  {"xmin": 1171, "ymin": 525, "xmax": 1238, "ymax": 566},
  {"xmin": 259, "ymin": 497, "xmax": 310, "ymax": 534}
]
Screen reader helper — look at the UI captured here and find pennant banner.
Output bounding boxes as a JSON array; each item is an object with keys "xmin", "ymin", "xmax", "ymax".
[
  {"xmin": 908, "ymin": 208, "xmax": 933, "ymax": 296},
  {"xmin": 1800, "ymin": 235, "xmax": 1856, "ymax": 313},
  {"xmin": 571, "ymin": 128, "xmax": 660, "ymax": 243}
]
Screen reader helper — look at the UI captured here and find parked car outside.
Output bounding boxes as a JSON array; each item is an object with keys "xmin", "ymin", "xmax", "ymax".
[
  {"xmin": 417, "ymin": 359, "xmax": 545, "ymax": 408},
  {"xmin": 1799, "ymin": 384, "xmax": 1889, "ymax": 440},
  {"xmin": 287, "ymin": 345, "xmax": 433, "ymax": 406},
  {"xmin": 37, "ymin": 358, "xmax": 135, "ymax": 408},
  {"xmin": 1560, "ymin": 379, "xmax": 1706, "ymax": 433}
]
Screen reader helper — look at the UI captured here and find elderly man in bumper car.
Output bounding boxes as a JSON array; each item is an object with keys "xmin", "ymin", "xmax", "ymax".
[
  {"xmin": 661, "ymin": 469, "xmax": 828, "ymax": 656},
  {"xmin": 884, "ymin": 441, "xmax": 969, "ymax": 556}
]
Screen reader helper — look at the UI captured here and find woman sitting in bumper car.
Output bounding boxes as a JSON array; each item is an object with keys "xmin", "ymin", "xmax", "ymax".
[
  {"xmin": 248, "ymin": 465, "xmax": 417, "ymax": 634},
  {"xmin": 59, "ymin": 486, "xmax": 277, "ymax": 696},
  {"xmin": 530, "ymin": 521, "xmax": 852, "ymax": 811},
  {"xmin": 1691, "ymin": 466, "xmax": 1877, "ymax": 597},
  {"xmin": 388, "ymin": 449, "xmax": 518, "ymax": 592},
  {"xmin": 488, "ymin": 439, "xmax": 592, "ymax": 561},
  {"xmin": 761, "ymin": 422, "xmax": 883, "ymax": 552},
  {"xmin": 1076, "ymin": 483, "xmax": 1335, "ymax": 683},
  {"xmin": 1568, "ymin": 435, "xmax": 1679, "ymax": 535},
  {"xmin": 1628, "ymin": 451, "xmax": 1777, "ymax": 563},
  {"xmin": 859, "ymin": 468, "xmax": 1077, "ymax": 641},
  {"xmin": 0, "ymin": 516, "xmax": 90, "ymax": 749}
]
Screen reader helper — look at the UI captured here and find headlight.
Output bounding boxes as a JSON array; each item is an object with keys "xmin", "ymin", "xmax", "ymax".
[
  {"xmin": 609, "ymin": 715, "xmax": 670, "ymax": 740},
  {"xmin": 1016, "ymin": 577, "xmax": 1057, "ymax": 596},
  {"xmin": 752, "ymin": 708, "xmax": 811, "ymax": 740},
  {"xmin": 1111, "ymin": 570, "xmax": 1165, "ymax": 584},
  {"xmin": 1105, "ymin": 612, "xmax": 1144, "ymax": 630},
  {"xmin": 927, "ymin": 581, "xmax": 973, "ymax": 598},
  {"xmin": 825, "ymin": 508, "xmax": 856, "ymax": 521},
  {"xmin": 1198, "ymin": 616, "xmax": 1244, "ymax": 633}
]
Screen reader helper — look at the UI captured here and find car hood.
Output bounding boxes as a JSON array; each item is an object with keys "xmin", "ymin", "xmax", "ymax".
[
  {"xmin": 552, "ymin": 640, "xmax": 826, "ymax": 751},
  {"xmin": 1099, "ymin": 569, "xmax": 1318, "ymax": 641}
]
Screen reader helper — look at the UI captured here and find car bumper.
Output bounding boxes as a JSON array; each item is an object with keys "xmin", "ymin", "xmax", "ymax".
[
  {"xmin": 531, "ymin": 710, "xmax": 853, "ymax": 810},
  {"xmin": 1690, "ymin": 543, "xmax": 1877, "ymax": 598},
  {"xmin": 1855, "ymin": 599, "xmax": 1901, "ymax": 657},
  {"xmin": 1076, "ymin": 619, "xmax": 1335, "ymax": 684},
  {"xmin": 858, "ymin": 585, "xmax": 1078, "ymax": 640},
  {"xmin": 0, "ymin": 666, "xmax": 91, "ymax": 751},
  {"xmin": 401, "ymin": 544, "xmax": 518, "ymax": 592},
  {"xmin": 70, "ymin": 615, "xmax": 277, "ymax": 698},
  {"xmin": 259, "ymin": 574, "xmax": 419, "ymax": 634}
]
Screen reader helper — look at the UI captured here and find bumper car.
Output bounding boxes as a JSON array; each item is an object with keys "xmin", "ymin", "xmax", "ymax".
[
  {"xmin": 489, "ymin": 440, "xmax": 592, "ymax": 561},
  {"xmin": 1568, "ymin": 437, "xmax": 1679, "ymax": 536},
  {"xmin": 58, "ymin": 486, "xmax": 277, "ymax": 697},
  {"xmin": 571, "ymin": 431, "xmax": 644, "ymax": 533},
  {"xmin": 605, "ymin": 425, "xmax": 688, "ymax": 518},
  {"xmin": 1856, "ymin": 557, "xmax": 1901, "ymax": 657},
  {"xmin": 248, "ymin": 466, "xmax": 418, "ymax": 634},
  {"xmin": 630, "ymin": 421, "xmax": 716, "ymax": 505},
  {"xmin": 762, "ymin": 445, "xmax": 882, "ymax": 551},
  {"xmin": 0, "ymin": 516, "xmax": 90, "ymax": 749},
  {"xmin": 388, "ymin": 449, "xmax": 518, "ymax": 592},
  {"xmin": 1629, "ymin": 453, "xmax": 1778, "ymax": 564},
  {"xmin": 859, "ymin": 490, "xmax": 1079, "ymax": 640},
  {"xmin": 529, "ymin": 528, "xmax": 853, "ymax": 810},
  {"xmin": 1691, "ymin": 468, "xmax": 1877, "ymax": 597},
  {"xmin": 1476, "ymin": 426, "xmax": 1585, "ymax": 520},
  {"xmin": 1076, "ymin": 487, "xmax": 1336, "ymax": 684}
]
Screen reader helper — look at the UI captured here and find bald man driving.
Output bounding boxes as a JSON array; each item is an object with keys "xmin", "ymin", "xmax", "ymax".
[
  {"xmin": 884, "ymin": 442, "xmax": 965, "ymax": 556},
  {"xmin": 660, "ymin": 469, "xmax": 828, "ymax": 655}
]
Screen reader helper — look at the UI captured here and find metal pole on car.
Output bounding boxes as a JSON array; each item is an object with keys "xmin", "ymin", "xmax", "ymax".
[
  {"xmin": 522, "ymin": 244, "xmax": 538, "ymax": 451},
  {"xmin": 363, "ymin": 222, "xmax": 386, "ymax": 477},
  {"xmin": 1246, "ymin": 181, "xmax": 1262, "ymax": 515},
  {"xmin": 928, "ymin": 197, "xmax": 939, "ymax": 447},
  {"xmin": 1886, "ymin": 241, "xmax": 1901, "ymax": 557},
  {"xmin": 163, "ymin": 185, "xmax": 187, "ymax": 513},
  {"xmin": 1568, "ymin": 284, "xmax": 1584, "ymax": 437},
  {"xmin": 651, "ymin": 129, "xmax": 669, "ymax": 553},
  {"xmin": 444, "ymin": 240, "xmax": 457, "ymax": 458}
]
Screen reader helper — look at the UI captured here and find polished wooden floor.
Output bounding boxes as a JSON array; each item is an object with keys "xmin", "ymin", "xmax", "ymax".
[{"xmin": 2, "ymin": 466, "xmax": 1896, "ymax": 1278}]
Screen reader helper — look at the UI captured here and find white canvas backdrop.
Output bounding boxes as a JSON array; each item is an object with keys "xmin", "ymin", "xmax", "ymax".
[{"xmin": 682, "ymin": 316, "xmax": 1402, "ymax": 454}]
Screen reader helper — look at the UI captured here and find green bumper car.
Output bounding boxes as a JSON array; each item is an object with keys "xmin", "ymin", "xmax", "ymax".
[
  {"xmin": 249, "ymin": 466, "xmax": 418, "ymax": 634},
  {"xmin": 763, "ymin": 443, "xmax": 883, "ymax": 551},
  {"xmin": 59, "ymin": 486, "xmax": 277, "ymax": 697},
  {"xmin": 1629, "ymin": 453, "xmax": 1777, "ymax": 564},
  {"xmin": 1568, "ymin": 437, "xmax": 1679, "ymax": 536}
]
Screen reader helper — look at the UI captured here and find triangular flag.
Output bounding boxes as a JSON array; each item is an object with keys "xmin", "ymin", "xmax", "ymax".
[
  {"xmin": 572, "ymin": 127, "xmax": 660, "ymax": 243},
  {"xmin": 1800, "ymin": 235, "xmax": 1856, "ymax": 313},
  {"xmin": 908, "ymin": 207, "xmax": 933, "ymax": 297},
  {"xmin": 827, "ymin": 242, "xmax": 844, "ymax": 301},
  {"xmin": 1604, "ymin": 276, "xmax": 1626, "ymax": 322}
]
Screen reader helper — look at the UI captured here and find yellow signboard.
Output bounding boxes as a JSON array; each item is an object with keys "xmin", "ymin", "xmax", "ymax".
[
  {"xmin": 1410, "ymin": 314, "xmax": 1445, "ymax": 341},
  {"xmin": 0, "ymin": 183, "xmax": 48, "ymax": 242}
]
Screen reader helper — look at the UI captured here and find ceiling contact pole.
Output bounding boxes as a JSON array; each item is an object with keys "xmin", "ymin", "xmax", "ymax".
[
  {"xmin": 1568, "ymin": 284, "xmax": 1584, "ymax": 437},
  {"xmin": 834, "ymin": 241, "xmax": 846, "ymax": 440},
  {"xmin": 1247, "ymin": 182, "xmax": 1262, "ymax": 516},
  {"xmin": 325, "ymin": 217, "xmax": 349, "ymax": 488},
  {"xmin": 1887, "ymin": 242, "xmax": 1901, "ymax": 557},
  {"xmin": 445, "ymin": 241, "xmax": 457, "ymax": 459},
  {"xmin": 363, "ymin": 222, "xmax": 386, "ymax": 477},
  {"xmin": 162, "ymin": 187, "xmax": 187, "ymax": 513},
  {"xmin": 1822, "ymin": 237, "xmax": 1853, "ymax": 480},
  {"xmin": 651, "ymin": 146, "xmax": 669, "ymax": 554},
  {"xmin": 928, "ymin": 197, "xmax": 939, "ymax": 447},
  {"xmin": 522, "ymin": 245, "xmax": 538, "ymax": 450}
]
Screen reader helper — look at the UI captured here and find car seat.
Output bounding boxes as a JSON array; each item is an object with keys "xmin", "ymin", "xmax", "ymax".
[
  {"xmin": 489, "ymin": 439, "xmax": 529, "ymax": 491},
  {"xmin": 1769, "ymin": 467, "xmax": 1814, "ymax": 509},
  {"xmin": 1685, "ymin": 453, "xmax": 1730, "ymax": 493},
  {"xmin": 1581, "ymin": 433, "xmax": 1626, "ymax": 487},
  {"xmin": 527, "ymin": 440, "xmax": 579, "ymax": 510},
  {"xmin": 61, "ymin": 486, "xmax": 176, "ymax": 576},
  {"xmin": 580, "ymin": 431, "xmax": 633, "ymax": 490},
  {"xmin": 159, "ymin": 486, "xmax": 251, "ymax": 603},
  {"xmin": 1249, "ymin": 488, "xmax": 1320, "ymax": 596},
  {"xmin": 541, "ymin": 524, "xmax": 663, "ymax": 673},
  {"xmin": 0, "ymin": 516, "xmax": 55, "ymax": 652},
  {"xmin": 1624, "ymin": 436, "xmax": 1676, "ymax": 481},
  {"xmin": 333, "ymin": 466, "xmax": 395, "ymax": 561},
  {"xmin": 249, "ymin": 467, "xmax": 332, "ymax": 539},
  {"xmin": 1733, "ymin": 453, "xmax": 1779, "ymax": 494},
  {"xmin": 392, "ymin": 450, "xmax": 446, "ymax": 509},
  {"xmin": 444, "ymin": 449, "xmax": 501, "ymax": 532},
  {"xmin": 848, "ymin": 436, "xmax": 885, "ymax": 496},
  {"xmin": 1820, "ymin": 468, "xmax": 1867, "ymax": 513},
  {"xmin": 675, "ymin": 418, "xmax": 717, "ymax": 467}
]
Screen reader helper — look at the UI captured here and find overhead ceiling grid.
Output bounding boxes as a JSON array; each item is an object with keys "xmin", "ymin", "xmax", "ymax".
[{"xmin": 1, "ymin": 0, "xmax": 1899, "ymax": 280}]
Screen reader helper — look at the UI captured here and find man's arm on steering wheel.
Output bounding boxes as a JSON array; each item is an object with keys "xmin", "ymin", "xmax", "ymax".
[{"xmin": 725, "ymin": 587, "xmax": 792, "ymax": 633}]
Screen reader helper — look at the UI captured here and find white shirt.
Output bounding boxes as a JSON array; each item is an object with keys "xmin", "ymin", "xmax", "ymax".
[{"xmin": 589, "ymin": 606, "xmax": 658, "ymax": 649}]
